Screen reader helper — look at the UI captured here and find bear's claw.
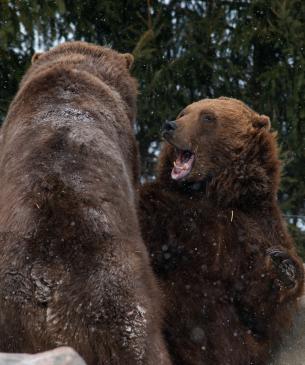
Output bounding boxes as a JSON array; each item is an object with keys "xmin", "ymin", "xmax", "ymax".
[{"xmin": 267, "ymin": 247, "xmax": 297, "ymax": 289}]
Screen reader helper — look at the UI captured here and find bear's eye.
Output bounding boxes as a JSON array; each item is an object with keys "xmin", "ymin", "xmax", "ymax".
[{"xmin": 201, "ymin": 113, "xmax": 215, "ymax": 124}]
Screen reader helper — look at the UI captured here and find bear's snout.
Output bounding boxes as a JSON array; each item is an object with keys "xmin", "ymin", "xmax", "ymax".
[{"xmin": 162, "ymin": 120, "xmax": 177, "ymax": 139}]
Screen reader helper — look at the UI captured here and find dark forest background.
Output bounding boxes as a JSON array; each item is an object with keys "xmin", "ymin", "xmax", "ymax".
[{"xmin": 0, "ymin": 0, "xmax": 305, "ymax": 257}]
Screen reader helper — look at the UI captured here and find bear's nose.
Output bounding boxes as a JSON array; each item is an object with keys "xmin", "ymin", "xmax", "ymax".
[{"xmin": 162, "ymin": 120, "xmax": 177, "ymax": 134}]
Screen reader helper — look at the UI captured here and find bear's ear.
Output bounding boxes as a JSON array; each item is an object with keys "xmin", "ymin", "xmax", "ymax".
[
  {"xmin": 121, "ymin": 53, "xmax": 134, "ymax": 70},
  {"xmin": 252, "ymin": 114, "xmax": 271, "ymax": 131},
  {"xmin": 31, "ymin": 52, "xmax": 43, "ymax": 64}
]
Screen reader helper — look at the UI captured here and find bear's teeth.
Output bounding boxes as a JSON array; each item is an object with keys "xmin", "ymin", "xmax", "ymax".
[
  {"xmin": 174, "ymin": 161, "xmax": 184, "ymax": 169},
  {"xmin": 174, "ymin": 161, "xmax": 188, "ymax": 170}
]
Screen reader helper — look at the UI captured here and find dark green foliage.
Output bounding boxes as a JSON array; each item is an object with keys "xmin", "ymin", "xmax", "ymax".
[
  {"xmin": 0, "ymin": 0, "xmax": 304, "ymax": 256},
  {"xmin": 288, "ymin": 222, "xmax": 305, "ymax": 258}
]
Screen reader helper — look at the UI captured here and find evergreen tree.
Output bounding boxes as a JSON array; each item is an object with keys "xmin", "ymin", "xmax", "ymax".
[{"xmin": 0, "ymin": 0, "xmax": 304, "ymax": 256}]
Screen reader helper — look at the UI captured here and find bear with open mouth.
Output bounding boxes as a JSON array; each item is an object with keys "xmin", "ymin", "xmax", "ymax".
[
  {"xmin": 140, "ymin": 97, "xmax": 304, "ymax": 365},
  {"xmin": 0, "ymin": 42, "xmax": 172, "ymax": 365}
]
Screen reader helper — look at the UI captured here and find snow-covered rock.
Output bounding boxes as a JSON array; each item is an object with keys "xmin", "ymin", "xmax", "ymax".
[{"xmin": 0, "ymin": 347, "xmax": 86, "ymax": 365}]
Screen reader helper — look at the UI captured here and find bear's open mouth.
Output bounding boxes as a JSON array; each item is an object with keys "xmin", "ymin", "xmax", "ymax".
[{"xmin": 171, "ymin": 149, "xmax": 195, "ymax": 180}]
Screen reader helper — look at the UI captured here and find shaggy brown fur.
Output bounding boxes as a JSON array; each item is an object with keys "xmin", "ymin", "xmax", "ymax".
[
  {"xmin": 140, "ymin": 97, "xmax": 304, "ymax": 365},
  {"xmin": 0, "ymin": 41, "xmax": 171, "ymax": 365}
]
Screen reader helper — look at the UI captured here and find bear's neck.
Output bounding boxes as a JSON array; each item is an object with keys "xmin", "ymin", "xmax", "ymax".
[{"xmin": 156, "ymin": 164, "xmax": 279, "ymax": 211}]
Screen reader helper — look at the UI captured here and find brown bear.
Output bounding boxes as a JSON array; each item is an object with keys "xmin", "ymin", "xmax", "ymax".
[
  {"xmin": 139, "ymin": 97, "xmax": 304, "ymax": 365},
  {"xmin": 0, "ymin": 42, "xmax": 171, "ymax": 365}
]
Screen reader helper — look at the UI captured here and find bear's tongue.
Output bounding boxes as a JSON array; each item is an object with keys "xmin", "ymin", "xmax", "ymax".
[{"xmin": 171, "ymin": 150, "xmax": 195, "ymax": 180}]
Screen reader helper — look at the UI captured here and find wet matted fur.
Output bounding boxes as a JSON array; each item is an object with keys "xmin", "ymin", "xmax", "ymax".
[
  {"xmin": 140, "ymin": 97, "xmax": 304, "ymax": 365},
  {"xmin": 0, "ymin": 41, "xmax": 171, "ymax": 365}
]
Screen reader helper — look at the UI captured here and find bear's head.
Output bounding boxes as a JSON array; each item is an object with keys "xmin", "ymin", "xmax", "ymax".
[
  {"xmin": 158, "ymin": 97, "xmax": 280, "ymax": 207},
  {"xmin": 26, "ymin": 42, "xmax": 137, "ymax": 123}
]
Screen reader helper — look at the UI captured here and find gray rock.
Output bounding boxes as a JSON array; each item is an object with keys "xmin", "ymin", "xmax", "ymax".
[{"xmin": 0, "ymin": 347, "xmax": 86, "ymax": 365}]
